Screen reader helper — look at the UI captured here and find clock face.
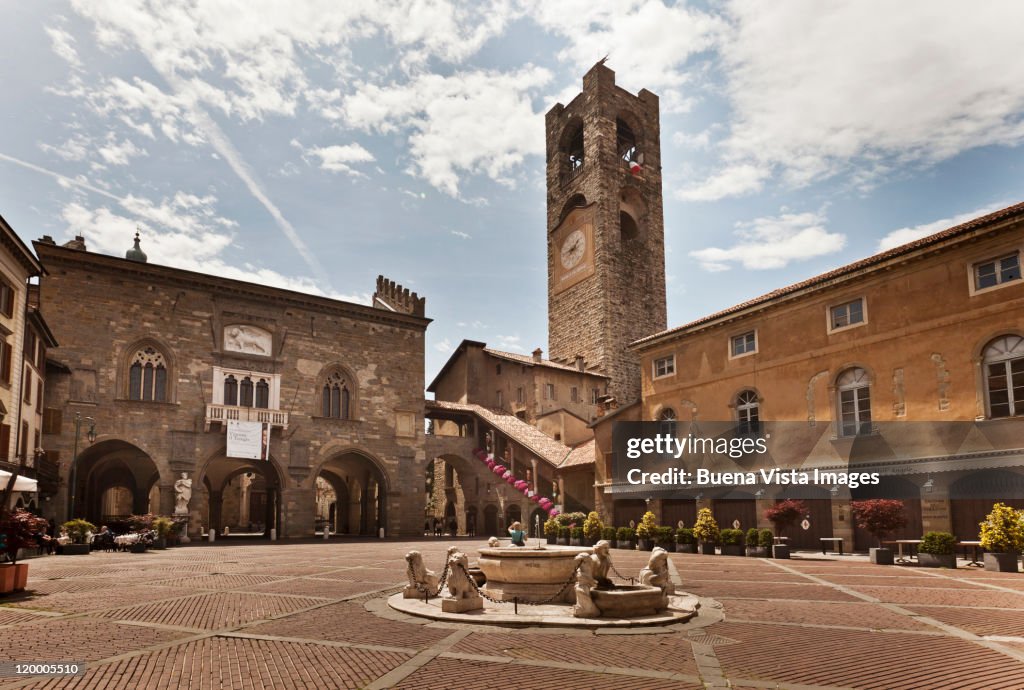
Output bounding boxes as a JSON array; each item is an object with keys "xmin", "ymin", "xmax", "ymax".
[{"xmin": 560, "ymin": 228, "xmax": 586, "ymax": 270}]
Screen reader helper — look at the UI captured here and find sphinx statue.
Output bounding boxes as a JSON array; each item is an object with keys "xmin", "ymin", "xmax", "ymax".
[{"xmin": 403, "ymin": 550, "xmax": 439, "ymax": 599}]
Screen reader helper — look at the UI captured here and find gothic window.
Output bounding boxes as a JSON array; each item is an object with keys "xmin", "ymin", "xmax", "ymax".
[
  {"xmin": 321, "ymin": 370, "xmax": 352, "ymax": 419},
  {"xmin": 736, "ymin": 390, "xmax": 760, "ymax": 435},
  {"xmin": 240, "ymin": 376, "xmax": 254, "ymax": 407},
  {"xmin": 837, "ymin": 368, "xmax": 871, "ymax": 437},
  {"xmin": 255, "ymin": 379, "xmax": 270, "ymax": 409},
  {"xmin": 128, "ymin": 346, "xmax": 168, "ymax": 402},
  {"xmin": 224, "ymin": 375, "xmax": 238, "ymax": 405},
  {"xmin": 984, "ymin": 335, "xmax": 1024, "ymax": 418}
]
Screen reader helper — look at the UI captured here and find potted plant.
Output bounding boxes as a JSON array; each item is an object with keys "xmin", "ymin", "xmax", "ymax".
[
  {"xmin": 543, "ymin": 518, "xmax": 559, "ymax": 544},
  {"xmin": 61, "ymin": 519, "xmax": 96, "ymax": 555},
  {"xmin": 582, "ymin": 512, "xmax": 604, "ymax": 546},
  {"xmin": 153, "ymin": 517, "xmax": 174, "ymax": 549},
  {"xmin": 676, "ymin": 527, "xmax": 695, "ymax": 553},
  {"xmin": 557, "ymin": 526, "xmax": 570, "ymax": 546},
  {"xmin": 692, "ymin": 508, "xmax": 720, "ymax": 555},
  {"xmin": 918, "ymin": 531, "xmax": 957, "ymax": 569},
  {"xmin": 744, "ymin": 528, "xmax": 765, "ymax": 557},
  {"xmin": 979, "ymin": 502, "xmax": 1024, "ymax": 572},
  {"xmin": 720, "ymin": 528, "xmax": 745, "ymax": 556},
  {"xmin": 850, "ymin": 499, "xmax": 907, "ymax": 565},
  {"xmin": 764, "ymin": 499, "xmax": 807, "ymax": 559},
  {"xmin": 654, "ymin": 525, "xmax": 676, "ymax": 552},
  {"xmin": 615, "ymin": 526, "xmax": 636, "ymax": 550},
  {"xmin": 569, "ymin": 526, "xmax": 584, "ymax": 546},
  {"xmin": 0, "ymin": 509, "xmax": 49, "ymax": 592},
  {"xmin": 601, "ymin": 526, "xmax": 616, "ymax": 547},
  {"xmin": 636, "ymin": 511, "xmax": 658, "ymax": 550},
  {"xmin": 758, "ymin": 528, "xmax": 775, "ymax": 555}
]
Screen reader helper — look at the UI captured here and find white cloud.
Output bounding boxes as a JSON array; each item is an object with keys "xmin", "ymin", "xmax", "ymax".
[
  {"xmin": 297, "ymin": 141, "xmax": 375, "ymax": 177},
  {"xmin": 530, "ymin": 0, "xmax": 724, "ymax": 114},
  {"xmin": 96, "ymin": 134, "xmax": 148, "ymax": 166},
  {"xmin": 450, "ymin": 230, "xmax": 471, "ymax": 240},
  {"xmin": 45, "ymin": 26, "xmax": 82, "ymax": 68},
  {"xmin": 39, "ymin": 134, "xmax": 92, "ymax": 162},
  {"xmin": 690, "ymin": 208, "xmax": 845, "ymax": 271},
  {"xmin": 434, "ymin": 338, "xmax": 453, "ymax": 353},
  {"xmin": 679, "ymin": 163, "xmax": 769, "ymax": 201},
  {"xmin": 343, "ymin": 67, "xmax": 552, "ymax": 196},
  {"xmin": 876, "ymin": 203, "xmax": 1006, "ymax": 252},
  {"xmin": 494, "ymin": 334, "xmax": 524, "ymax": 352},
  {"xmin": 693, "ymin": 1, "xmax": 1024, "ymax": 200}
]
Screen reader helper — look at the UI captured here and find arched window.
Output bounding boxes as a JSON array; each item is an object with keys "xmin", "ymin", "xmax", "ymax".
[
  {"xmin": 322, "ymin": 370, "xmax": 352, "ymax": 419},
  {"xmin": 224, "ymin": 375, "xmax": 238, "ymax": 406},
  {"xmin": 837, "ymin": 368, "xmax": 871, "ymax": 437},
  {"xmin": 128, "ymin": 346, "xmax": 168, "ymax": 402},
  {"xmin": 658, "ymin": 407, "xmax": 677, "ymax": 421},
  {"xmin": 255, "ymin": 379, "xmax": 270, "ymax": 409},
  {"xmin": 984, "ymin": 335, "xmax": 1024, "ymax": 418},
  {"xmin": 736, "ymin": 390, "xmax": 760, "ymax": 435}
]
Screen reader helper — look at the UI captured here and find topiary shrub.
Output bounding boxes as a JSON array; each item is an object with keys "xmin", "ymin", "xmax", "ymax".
[
  {"xmin": 758, "ymin": 528, "xmax": 775, "ymax": 548},
  {"xmin": 745, "ymin": 528, "xmax": 760, "ymax": 546},
  {"xmin": 582, "ymin": 512, "xmax": 604, "ymax": 544},
  {"xmin": 692, "ymin": 508, "xmax": 720, "ymax": 545},
  {"xmin": 654, "ymin": 526, "xmax": 675, "ymax": 545},
  {"xmin": 919, "ymin": 531, "xmax": 956, "ymax": 555},
  {"xmin": 979, "ymin": 503, "xmax": 1024, "ymax": 553},
  {"xmin": 62, "ymin": 519, "xmax": 96, "ymax": 545},
  {"xmin": 720, "ymin": 528, "xmax": 744, "ymax": 546},
  {"xmin": 764, "ymin": 500, "xmax": 807, "ymax": 539},
  {"xmin": 616, "ymin": 526, "xmax": 636, "ymax": 544},
  {"xmin": 676, "ymin": 527, "xmax": 695, "ymax": 544}
]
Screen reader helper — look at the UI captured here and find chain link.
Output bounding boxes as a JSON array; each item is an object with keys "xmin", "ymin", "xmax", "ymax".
[
  {"xmin": 608, "ymin": 562, "xmax": 636, "ymax": 585},
  {"xmin": 405, "ymin": 557, "xmax": 450, "ymax": 599},
  {"xmin": 455, "ymin": 561, "xmax": 581, "ymax": 607}
]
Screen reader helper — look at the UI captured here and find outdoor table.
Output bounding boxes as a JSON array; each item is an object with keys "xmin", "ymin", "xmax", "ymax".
[
  {"xmin": 773, "ymin": 536, "xmax": 790, "ymax": 545},
  {"xmin": 883, "ymin": 539, "xmax": 921, "ymax": 564},
  {"xmin": 958, "ymin": 540, "xmax": 984, "ymax": 567},
  {"xmin": 820, "ymin": 537, "xmax": 844, "ymax": 555}
]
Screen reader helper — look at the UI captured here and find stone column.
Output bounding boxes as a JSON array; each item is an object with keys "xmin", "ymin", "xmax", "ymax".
[{"xmin": 209, "ymin": 490, "xmax": 223, "ymax": 533}]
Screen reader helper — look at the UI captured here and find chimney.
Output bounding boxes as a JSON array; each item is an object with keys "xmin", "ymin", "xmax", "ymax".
[
  {"xmin": 575, "ymin": 355, "xmax": 585, "ymax": 371},
  {"xmin": 532, "ymin": 348, "xmax": 543, "ymax": 363}
]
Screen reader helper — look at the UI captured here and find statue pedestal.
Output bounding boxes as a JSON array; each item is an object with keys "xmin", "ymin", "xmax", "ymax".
[{"xmin": 442, "ymin": 595, "xmax": 483, "ymax": 613}]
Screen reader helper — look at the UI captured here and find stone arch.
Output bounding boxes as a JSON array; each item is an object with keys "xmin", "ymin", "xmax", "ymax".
[
  {"xmin": 311, "ymin": 448, "xmax": 389, "ymax": 536},
  {"xmin": 70, "ymin": 438, "xmax": 162, "ymax": 525},
  {"xmin": 619, "ymin": 185, "xmax": 648, "ymax": 243},
  {"xmin": 195, "ymin": 445, "xmax": 286, "ymax": 539},
  {"xmin": 118, "ymin": 336, "xmax": 177, "ymax": 402},
  {"xmin": 558, "ymin": 115, "xmax": 585, "ymax": 176}
]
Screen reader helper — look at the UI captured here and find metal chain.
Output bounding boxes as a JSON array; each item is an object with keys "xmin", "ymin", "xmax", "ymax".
[
  {"xmin": 455, "ymin": 562, "xmax": 581, "ymax": 607},
  {"xmin": 405, "ymin": 557, "xmax": 451, "ymax": 599},
  {"xmin": 608, "ymin": 562, "xmax": 636, "ymax": 584}
]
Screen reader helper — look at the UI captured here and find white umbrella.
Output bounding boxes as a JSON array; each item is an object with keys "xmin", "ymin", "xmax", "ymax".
[{"xmin": 0, "ymin": 469, "xmax": 39, "ymax": 492}]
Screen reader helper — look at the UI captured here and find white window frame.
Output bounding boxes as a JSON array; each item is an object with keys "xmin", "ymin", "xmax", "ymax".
[
  {"xmin": 729, "ymin": 330, "xmax": 758, "ymax": 359},
  {"xmin": 827, "ymin": 297, "xmax": 867, "ymax": 334},
  {"xmin": 652, "ymin": 354, "xmax": 676, "ymax": 380},
  {"xmin": 969, "ymin": 251, "xmax": 1022, "ymax": 296},
  {"xmin": 983, "ymin": 335, "xmax": 1024, "ymax": 419},
  {"xmin": 212, "ymin": 366, "xmax": 281, "ymax": 409},
  {"xmin": 836, "ymin": 368, "xmax": 872, "ymax": 437}
]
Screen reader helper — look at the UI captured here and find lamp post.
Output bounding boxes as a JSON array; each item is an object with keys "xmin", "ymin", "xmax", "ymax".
[{"xmin": 67, "ymin": 413, "xmax": 96, "ymax": 519}]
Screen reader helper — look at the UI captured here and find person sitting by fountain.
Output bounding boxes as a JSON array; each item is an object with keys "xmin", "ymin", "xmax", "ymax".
[
  {"xmin": 507, "ymin": 521, "xmax": 526, "ymax": 547},
  {"xmin": 590, "ymin": 540, "xmax": 614, "ymax": 589}
]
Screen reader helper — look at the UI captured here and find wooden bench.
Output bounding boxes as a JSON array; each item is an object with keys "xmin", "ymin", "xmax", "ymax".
[{"xmin": 820, "ymin": 537, "xmax": 844, "ymax": 555}]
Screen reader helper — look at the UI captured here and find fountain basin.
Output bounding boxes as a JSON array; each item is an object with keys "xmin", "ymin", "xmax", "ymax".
[
  {"xmin": 591, "ymin": 585, "xmax": 666, "ymax": 617},
  {"xmin": 478, "ymin": 545, "xmax": 591, "ymax": 603}
]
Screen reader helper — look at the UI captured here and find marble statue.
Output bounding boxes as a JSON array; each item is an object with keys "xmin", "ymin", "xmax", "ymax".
[
  {"xmin": 590, "ymin": 539, "xmax": 614, "ymax": 588},
  {"xmin": 487, "ymin": 536, "xmax": 500, "ymax": 547},
  {"xmin": 572, "ymin": 552, "xmax": 600, "ymax": 618},
  {"xmin": 639, "ymin": 547, "xmax": 674, "ymax": 607},
  {"xmin": 442, "ymin": 551, "xmax": 483, "ymax": 613},
  {"xmin": 174, "ymin": 473, "xmax": 192, "ymax": 515},
  {"xmin": 403, "ymin": 550, "xmax": 439, "ymax": 599}
]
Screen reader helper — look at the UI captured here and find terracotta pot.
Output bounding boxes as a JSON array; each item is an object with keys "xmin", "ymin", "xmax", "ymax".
[
  {"xmin": 0, "ymin": 564, "xmax": 14, "ymax": 594},
  {"xmin": 12, "ymin": 563, "xmax": 29, "ymax": 591}
]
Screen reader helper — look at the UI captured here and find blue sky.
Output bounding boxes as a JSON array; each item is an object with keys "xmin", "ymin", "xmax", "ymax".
[{"xmin": 1, "ymin": 1, "xmax": 1023, "ymax": 385}]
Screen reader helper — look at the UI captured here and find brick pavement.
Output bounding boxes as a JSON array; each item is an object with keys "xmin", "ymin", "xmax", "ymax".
[{"xmin": 0, "ymin": 540, "xmax": 1022, "ymax": 689}]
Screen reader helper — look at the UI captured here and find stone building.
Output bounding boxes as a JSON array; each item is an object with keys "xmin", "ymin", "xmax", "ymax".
[
  {"xmin": 0, "ymin": 213, "xmax": 58, "ymax": 513},
  {"xmin": 36, "ymin": 235, "xmax": 430, "ymax": 538},
  {"xmin": 546, "ymin": 62, "xmax": 667, "ymax": 403},
  {"xmin": 627, "ymin": 203, "xmax": 1024, "ymax": 548}
]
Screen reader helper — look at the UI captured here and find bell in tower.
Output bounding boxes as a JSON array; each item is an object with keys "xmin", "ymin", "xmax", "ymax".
[{"xmin": 545, "ymin": 62, "xmax": 667, "ymax": 403}]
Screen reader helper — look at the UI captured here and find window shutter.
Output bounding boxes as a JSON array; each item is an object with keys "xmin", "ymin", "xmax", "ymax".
[
  {"xmin": 1, "ymin": 341, "xmax": 10, "ymax": 383},
  {"xmin": 0, "ymin": 424, "xmax": 9, "ymax": 461},
  {"xmin": 43, "ymin": 408, "xmax": 62, "ymax": 435}
]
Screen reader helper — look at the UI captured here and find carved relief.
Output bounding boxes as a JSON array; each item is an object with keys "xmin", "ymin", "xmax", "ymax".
[
  {"xmin": 806, "ymin": 370, "xmax": 829, "ymax": 426},
  {"xmin": 892, "ymin": 368, "xmax": 906, "ymax": 417},
  {"xmin": 223, "ymin": 325, "xmax": 272, "ymax": 355}
]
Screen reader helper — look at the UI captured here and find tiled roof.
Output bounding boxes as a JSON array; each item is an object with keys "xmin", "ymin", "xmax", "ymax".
[
  {"xmin": 633, "ymin": 201, "xmax": 1024, "ymax": 348},
  {"xmin": 425, "ymin": 399, "xmax": 572, "ymax": 467},
  {"xmin": 482, "ymin": 347, "xmax": 609, "ymax": 377},
  {"xmin": 559, "ymin": 438, "xmax": 596, "ymax": 468}
]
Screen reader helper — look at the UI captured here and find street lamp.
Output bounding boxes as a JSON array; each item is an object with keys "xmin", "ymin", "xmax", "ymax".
[{"xmin": 67, "ymin": 413, "xmax": 96, "ymax": 519}]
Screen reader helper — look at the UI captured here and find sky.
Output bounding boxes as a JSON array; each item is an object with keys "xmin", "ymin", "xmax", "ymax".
[{"xmin": 1, "ymin": 1, "xmax": 1023, "ymax": 386}]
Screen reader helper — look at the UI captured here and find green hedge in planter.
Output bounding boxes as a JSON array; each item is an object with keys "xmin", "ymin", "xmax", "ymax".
[
  {"xmin": 919, "ymin": 531, "xmax": 956, "ymax": 555},
  {"xmin": 676, "ymin": 527, "xmax": 695, "ymax": 544},
  {"xmin": 758, "ymin": 528, "xmax": 775, "ymax": 548},
  {"xmin": 601, "ymin": 526, "xmax": 617, "ymax": 541},
  {"xmin": 745, "ymin": 528, "xmax": 759, "ymax": 547},
  {"xmin": 616, "ymin": 526, "xmax": 636, "ymax": 548}
]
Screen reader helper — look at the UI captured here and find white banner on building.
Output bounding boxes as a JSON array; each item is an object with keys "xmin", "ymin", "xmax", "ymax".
[{"xmin": 227, "ymin": 420, "xmax": 270, "ymax": 460}]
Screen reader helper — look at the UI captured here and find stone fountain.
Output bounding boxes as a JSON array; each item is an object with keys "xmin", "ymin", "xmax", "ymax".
[{"xmin": 389, "ymin": 540, "xmax": 700, "ymax": 628}]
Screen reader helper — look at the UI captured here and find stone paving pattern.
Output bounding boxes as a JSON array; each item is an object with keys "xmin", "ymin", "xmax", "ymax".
[{"xmin": 0, "ymin": 540, "xmax": 1022, "ymax": 689}]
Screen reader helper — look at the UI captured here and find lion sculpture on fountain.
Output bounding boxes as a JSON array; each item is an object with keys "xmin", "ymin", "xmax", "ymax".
[{"xmin": 403, "ymin": 550, "xmax": 439, "ymax": 599}]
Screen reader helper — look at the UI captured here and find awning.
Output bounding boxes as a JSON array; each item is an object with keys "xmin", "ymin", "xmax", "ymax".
[{"xmin": 0, "ymin": 470, "xmax": 39, "ymax": 492}]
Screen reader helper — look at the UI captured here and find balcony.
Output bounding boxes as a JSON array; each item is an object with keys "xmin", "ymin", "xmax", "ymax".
[{"xmin": 205, "ymin": 404, "xmax": 289, "ymax": 431}]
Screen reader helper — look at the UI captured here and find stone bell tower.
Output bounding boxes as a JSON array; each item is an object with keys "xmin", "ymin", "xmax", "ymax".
[{"xmin": 545, "ymin": 62, "xmax": 667, "ymax": 403}]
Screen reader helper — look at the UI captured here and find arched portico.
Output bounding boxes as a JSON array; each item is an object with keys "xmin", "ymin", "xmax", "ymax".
[
  {"xmin": 314, "ymin": 450, "xmax": 388, "ymax": 536},
  {"xmin": 70, "ymin": 439, "xmax": 161, "ymax": 525},
  {"xmin": 197, "ymin": 450, "xmax": 284, "ymax": 538}
]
